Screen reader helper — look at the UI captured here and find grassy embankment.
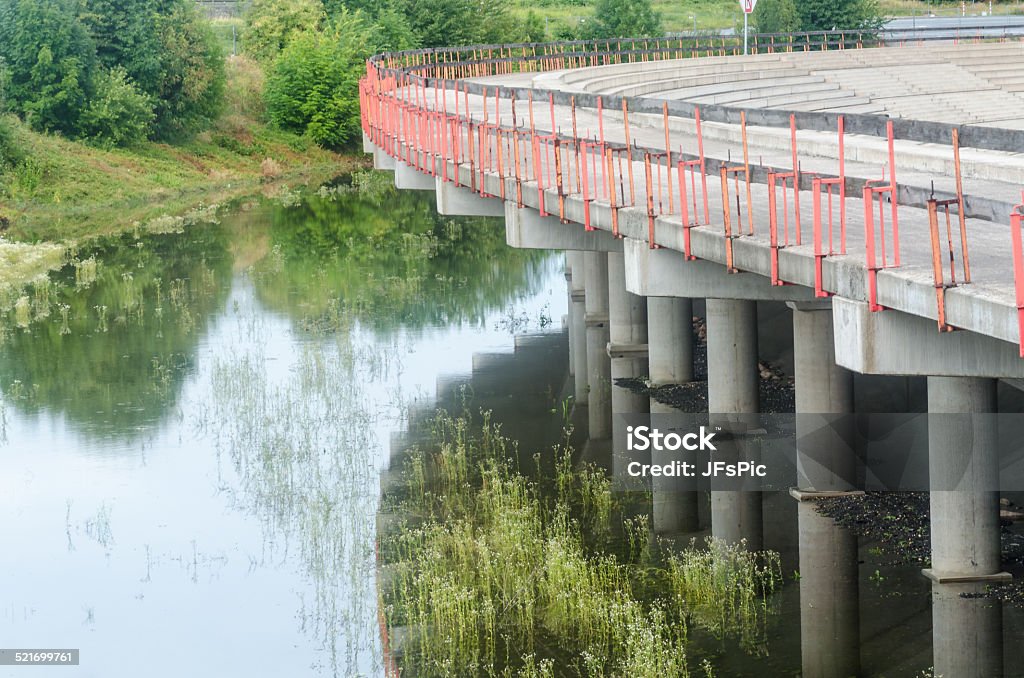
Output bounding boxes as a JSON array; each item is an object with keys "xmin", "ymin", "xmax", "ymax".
[
  {"xmin": 511, "ymin": 0, "xmax": 1024, "ymax": 35},
  {"xmin": 0, "ymin": 47, "xmax": 365, "ymax": 245}
]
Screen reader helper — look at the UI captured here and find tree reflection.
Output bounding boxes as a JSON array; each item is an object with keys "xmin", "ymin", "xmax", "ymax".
[
  {"xmin": 0, "ymin": 226, "xmax": 231, "ymax": 441},
  {"xmin": 249, "ymin": 175, "xmax": 552, "ymax": 333}
]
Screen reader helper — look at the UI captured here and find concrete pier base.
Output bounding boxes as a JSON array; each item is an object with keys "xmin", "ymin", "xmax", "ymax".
[
  {"xmin": 795, "ymin": 495, "xmax": 860, "ymax": 678},
  {"xmin": 932, "ymin": 582, "xmax": 1003, "ymax": 678},
  {"xmin": 926, "ymin": 376, "xmax": 1005, "ymax": 582},
  {"xmin": 706, "ymin": 298, "xmax": 762, "ymax": 549},
  {"xmin": 647, "ymin": 297, "xmax": 694, "ymax": 386},
  {"xmin": 585, "ymin": 252, "xmax": 611, "ymax": 440}
]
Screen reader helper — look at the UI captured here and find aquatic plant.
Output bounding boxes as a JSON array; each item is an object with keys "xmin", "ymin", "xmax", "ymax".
[
  {"xmin": 384, "ymin": 413, "xmax": 783, "ymax": 676},
  {"xmin": 667, "ymin": 538, "xmax": 782, "ymax": 654}
]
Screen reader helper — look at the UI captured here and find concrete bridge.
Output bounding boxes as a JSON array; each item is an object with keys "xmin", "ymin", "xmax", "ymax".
[{"xmin": 361, "ymin": 31, "xmax": 1024, "ymax": 677}]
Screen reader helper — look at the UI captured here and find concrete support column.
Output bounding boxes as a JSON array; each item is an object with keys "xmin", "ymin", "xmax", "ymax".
[
  {"xmin": 791, "ymin": 301, "xmax": 855, "ymax": 491},
  {"xmin": 608, "ymin": 252, "xmax": 648, "ymax": 348},
  {"xmin": 567, "ymin": 253, "xmax": 588, "ymax": 404},
  {"xmin": 932, "ymin": 582, "xmax": 1003, "ymax": 678},
  {"xmin": 796, "ymin": 498, "xmax": 860, "ymax": 678},
  {"xmin": 926, "ymin": 376, "xmax": 1002, "ymax": 581},
  {"xmin": 566, "ymin": 254, "xmax": 575, "ymax": 378},
  {"xmin": 706, "ymin": 298, "xmax": 762, "ymax": 550},
  {"xmin": 647, "ymin": 295, "xmax": 698, "ymax": 532},
  {"xmin": 706, "ymin": 299, "xmax": 759, "ymax": 415},
  {"xmin": 608, "ymin": 252, "xmax": 649, "ymax": 487},
  {"xmin": 585, "ymin": 251, "xmax": 611, "ymax": 440},
  {"xmin": 647, "ymin": 297, "xmax": 694, "ymax": 386}
]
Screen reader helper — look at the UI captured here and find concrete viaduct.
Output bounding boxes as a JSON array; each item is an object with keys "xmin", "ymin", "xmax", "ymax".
[{"xmin": 361, "ymin": 31, "xmax": 1024, "ymax": 676}]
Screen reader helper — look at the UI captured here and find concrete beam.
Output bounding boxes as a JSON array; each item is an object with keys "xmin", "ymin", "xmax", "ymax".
[
  {"xmin": 394, "ymin": 160, "xmax": 435, "ymax": 191},
  {"xmin": 435, "ymin": 177, "xmax": 505, "ymax": 217},
  {"xmin": 624, "ymin": 237, "xmax": 815, "ymax": 301},
  {"xmin": 362, "ymin": 132, "xmax": 374, "ymax": 154},
  {"xmin": 373, "ymin": 146, "xmax": 395, "ymax": 171},
  {"xmin": 505, "ymin": 203, "xmax": 624, "ymax": 252},
  {"xmin": 833, "ymin": 297, "xmax": 1024, "ymax": 378}
]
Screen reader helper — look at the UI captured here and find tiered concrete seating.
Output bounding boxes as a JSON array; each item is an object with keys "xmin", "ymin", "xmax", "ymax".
[{"xmin": 535, "ymin": 42, "xmax": 1024, "ymax": 127}]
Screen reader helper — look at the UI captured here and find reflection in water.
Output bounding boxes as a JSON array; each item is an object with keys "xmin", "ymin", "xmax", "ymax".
[
  {"xmin": 0, "ymin": 178, "xmax": 560, "ymax": 678},
  {"xmin": 0, "ymin": 227, "xmax": 231, "ymax": 440}
]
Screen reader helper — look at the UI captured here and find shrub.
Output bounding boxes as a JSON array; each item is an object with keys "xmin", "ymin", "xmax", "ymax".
[
  {"xmin": 264, "ymin": 11, "xmax": 369, "ymax": 149},
  {"xmin": 79, "ymin": 67, "xmax": 155, "ymax": 147}
]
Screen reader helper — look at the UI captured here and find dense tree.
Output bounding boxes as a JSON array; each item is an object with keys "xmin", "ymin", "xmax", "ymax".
[
  {"xmin": 397, "ymin": 0, "xmax": 481, "ymax": 47},
  {"xmin": 370, "ymin": 8, "xmax": 420, "ymax": 52},
  {"xmin": 79, "ymin": 0, "xmax": 162, "ymax": 90},
  {"xmin": 0, "ymin": 0, "xmax": 223, "ymax": 144},
  {"xmin": 752, "ymin": 0, "xmax": 800, "ymax": 34},
  {"xmin": 150, "ymin": 2, "xmax": 225, "ymax": 139},
  {"xmin": 244, "ymin": 0, "xmax": 325, "ymax": 63},
  {"xmin": 796, "ymin": 0, "xmax": 884, "ymax": 32},
  {"xmin": 0, "ymin": 0, "xmax": 98, "ymax": 135},
  {"xmin": 587, "ymin": 0, "xmax": 661, "ymax": 39}
]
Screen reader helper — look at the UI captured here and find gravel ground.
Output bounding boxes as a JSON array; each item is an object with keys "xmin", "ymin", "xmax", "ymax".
[{"xmin": 614, "ymin": 316, "xmax": 795, "ymax": 414}]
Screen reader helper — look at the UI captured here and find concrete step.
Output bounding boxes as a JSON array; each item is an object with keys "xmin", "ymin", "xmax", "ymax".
[
  {"xmin": 687, "ymin": 81, "xmax": 840, "ymax": 106},
  {"xmin": 758, "ymin": 89, "xmax": 868, "ymax": 109},
  {"xmin": 594, "ymin": 70, "xmax": 813, "ymax": 97},
  {"xmin": 664, "ymin": 76, "xmax": 830, "ymax": 101},
  {"xmin": 813, "ymin": 101, "xmax": 887, "ymax": 114}
]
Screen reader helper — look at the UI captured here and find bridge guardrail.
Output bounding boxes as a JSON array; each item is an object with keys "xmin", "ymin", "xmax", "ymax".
[{"xmin": 360, "ymin": 29, "xmax": 1024, "ymax": 352}]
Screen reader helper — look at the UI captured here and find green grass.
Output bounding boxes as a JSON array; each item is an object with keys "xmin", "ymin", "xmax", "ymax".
[
  {"xmin": 511, "ymin": 0, "xmax": 1024, "ymax": 35},
  {"xmin": 0, "ymin": 55, "xmax": 365, "ymax": 243}
]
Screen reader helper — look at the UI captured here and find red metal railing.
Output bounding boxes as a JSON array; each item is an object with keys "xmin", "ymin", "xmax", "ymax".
[
  {"xmin": 1011, "ymin": 196, "xmax": 1024, "ymax": 356},
  {"xmin": 812, "ymin": 117, "xmax": 847, "ymax": 298},
  {"xmin": 361, "ymin": 35, "xmax": 1024, "ymax": 348}
]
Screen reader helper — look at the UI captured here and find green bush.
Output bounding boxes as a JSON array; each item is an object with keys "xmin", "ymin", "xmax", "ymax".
[
  {"xmin": 264, "ymin": 11, "xmax": 369, "ymax": 149},
  {"xmin": 243, "ymin": 0, "xmax": 325, "ymax": 63},
  {"xmin": 78, "ymin": 67, "xmax": 155, "ymax": 147}
]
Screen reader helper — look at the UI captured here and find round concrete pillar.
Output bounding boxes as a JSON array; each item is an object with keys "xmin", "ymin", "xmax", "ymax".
[
  {"xmin": 585, "ymin": 251, "xmax": 611, "ymax": 440},
  {"xmin": 648, "ymin": 296, "xmax": 694, "ymax": 386},
  {"xmin": 651, "ymin": 400, "xmax": 700, "ymax": 534},
  {"xmin": 568, "ymin": 252, "xmax": 588, "ymax": 403},
  {"xmin": 927, "ymin": 376, "xmax": 1000, "ymax": 578},
  {"xmin": 791, "ymin": 301, "xmax": 855, "ymax": 492},
  {"xmin": 932, "ymin": 582, "xmax": 1003, "ymax": 678},
  {"xmin": 797, "ymin": 499, "xmax": 860, "ymax": 678},
  {"xmin": 706, "ymin": 298, "xmax": 761, "ymax": 549},
  {"xmin": 706, "ymin": 298, "xmax": 759, "ymax": 415}
]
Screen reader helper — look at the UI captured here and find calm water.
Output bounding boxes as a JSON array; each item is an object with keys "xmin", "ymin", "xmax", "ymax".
[
  {"xmin": 3, "ymin": 175, "xmax": 1024, "ymax": 677},
  {"xmin": 0, "ymin": 179, "xmax": 560, "ymax": 678}
]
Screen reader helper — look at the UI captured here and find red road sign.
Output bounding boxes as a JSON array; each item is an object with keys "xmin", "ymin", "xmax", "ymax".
[{"xmin": 741, "ymin": 0, "xmax": 757, "ymax": 14}]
